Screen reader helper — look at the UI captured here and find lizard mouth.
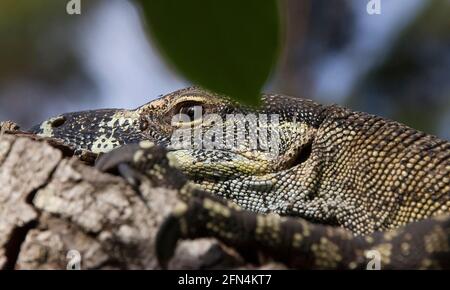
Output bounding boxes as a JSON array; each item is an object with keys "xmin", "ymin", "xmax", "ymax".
[{"xmin": 166, "ymin": 139, "xmax": 313, "ymax": 182}]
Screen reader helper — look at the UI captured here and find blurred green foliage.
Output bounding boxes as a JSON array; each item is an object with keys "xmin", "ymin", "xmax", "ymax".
[{"xmin": 137, "ymin": 0, "xmax": 282, "ymax": 105}]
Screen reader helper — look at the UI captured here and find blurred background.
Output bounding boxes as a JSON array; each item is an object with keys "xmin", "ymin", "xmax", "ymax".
[{"xmin": 0, "ymin": 0, "xmax": 448, "ymax": 139}]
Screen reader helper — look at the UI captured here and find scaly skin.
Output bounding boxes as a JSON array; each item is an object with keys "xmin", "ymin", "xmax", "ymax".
[{"xmin": 30, "ymin": 87, "xmax": 450, "ymax": 269}]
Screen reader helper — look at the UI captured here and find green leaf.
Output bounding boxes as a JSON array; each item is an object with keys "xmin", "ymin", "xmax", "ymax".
[{"xmin": 137, "ymin": 0, "xmax": 281, "ymax": 105}]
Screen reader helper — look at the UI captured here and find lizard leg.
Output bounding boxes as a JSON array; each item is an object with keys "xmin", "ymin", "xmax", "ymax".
[
  {"xmin": 95, "ymin": 142, "xmax": 450, "ymax": 269},
  {"xmin": 156, "ymin": 195, "xmax": 450, "ymax": 269}
]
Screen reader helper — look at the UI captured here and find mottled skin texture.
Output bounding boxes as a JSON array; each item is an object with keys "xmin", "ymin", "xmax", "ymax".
[{"xmin": 31, "ymin": 87, "xmax": 450, "ymax": 269}]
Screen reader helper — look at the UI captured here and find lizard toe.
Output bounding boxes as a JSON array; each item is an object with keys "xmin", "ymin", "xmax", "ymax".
[
  {"xmin": 95, "ymin": 143, "xmax": 140, "ymax": 172},
  {"xmin": 117, "ymin": 163, "xmax": 143, "ymax": 189},
  {"xmin": 156, "ymin": 212, "xmax": 183, "ymax": 269}
]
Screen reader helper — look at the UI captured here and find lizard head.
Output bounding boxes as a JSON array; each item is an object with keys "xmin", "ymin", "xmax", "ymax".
[{"xmin": 30, "ymin": 87, "xmax": 325, "ymax": 195}]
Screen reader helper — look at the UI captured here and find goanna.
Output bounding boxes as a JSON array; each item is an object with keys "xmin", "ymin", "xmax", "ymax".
[{"xmin": 30, "ymin": 87, "xmax": 450, "ymax": 269}]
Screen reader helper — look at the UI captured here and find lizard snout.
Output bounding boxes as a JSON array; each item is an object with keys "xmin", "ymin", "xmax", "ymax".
[
  {"xmin": 28, "ymin": 108, "xmax": 150, "ymax": 154},
  {"xmin": 29, "ymin": 114, "xmax": 68, "ymax": 137}
]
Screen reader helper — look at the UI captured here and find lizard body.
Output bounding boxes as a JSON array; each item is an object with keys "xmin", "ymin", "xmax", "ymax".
[{"xmin": 30, "ymin": 87, "xmax": 450, "ymax": 269}]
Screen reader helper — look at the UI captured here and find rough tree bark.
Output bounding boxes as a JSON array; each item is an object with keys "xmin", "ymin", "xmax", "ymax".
[{"xmin": 0, "ymin": 122, "xmax": 283, "ymax": 270}]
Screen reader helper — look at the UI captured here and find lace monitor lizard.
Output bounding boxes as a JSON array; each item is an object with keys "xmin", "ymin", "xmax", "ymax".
[{"xmin": 30, "ymin": 87, "xmax": 450, "ymax": 269}]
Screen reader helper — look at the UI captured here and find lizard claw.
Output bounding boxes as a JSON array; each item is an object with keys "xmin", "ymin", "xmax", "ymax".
[
  {"xmin": 155, "ymin": 213, "xmax": 183, "ymax": 269},
  {"xmin": 95, "ymin": 143, "xmax": 140, "ymax": 172},
  {"xmin": 156, "ymin": 200, "xmax": 204, "ymax": 269},
  {"xmin": 95, "ymin": 143, "xmax": 144, "ymax": 189},
  {"xmin": 117, "ymin": 163, "xmax": 143, "ymax": 189}
]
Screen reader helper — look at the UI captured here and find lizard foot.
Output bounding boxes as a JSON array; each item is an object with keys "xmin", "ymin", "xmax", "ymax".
[{"xmin": 95, "ymin": 141, "xmax": 188, "ymax": 189}]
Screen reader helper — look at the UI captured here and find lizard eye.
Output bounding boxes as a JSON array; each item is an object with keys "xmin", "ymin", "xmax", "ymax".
[
  {"xmin": 175, "ymin": 103, "xmax": 204, "ymax": 122},
  {"xmin": 171, "ymin": 100, "xmax": 205, "ymax": 127}
]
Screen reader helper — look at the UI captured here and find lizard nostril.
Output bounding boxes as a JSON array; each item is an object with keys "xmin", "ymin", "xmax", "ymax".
[
  {"xmin": 51, "ymin": 116, "xmax": 66, "ymax": 128},
  {"xmin": 140, "ymin": 119, "xmax": 149, "ymax": 131}
]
